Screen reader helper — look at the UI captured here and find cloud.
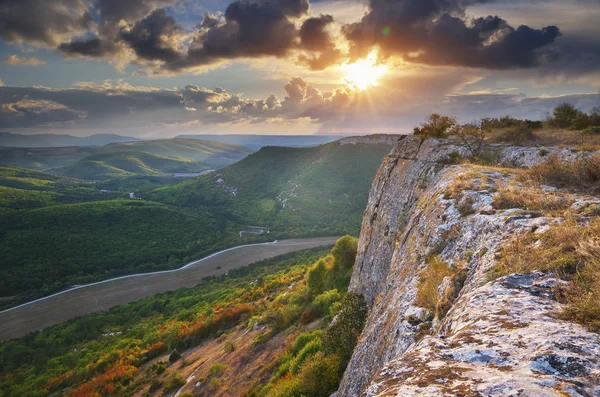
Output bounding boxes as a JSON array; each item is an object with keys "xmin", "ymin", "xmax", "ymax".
[
  {"xmin": 4, "ymin": 55, "xmax": 47, "ymax": 66},
  {"xmin": 0, "ymin": 78, "xmax": 598, "ymax": 134},
  {"xmin": 0, "ymin": 99, "xmax": 87, "ymax": 128},
  {"xmin": 119, "ymin": 8, "xmax": 186, "ymax": 64},
  {"xmin": 0, "ymin": 0, "xmax": 93, "ymax": 47},
  {"xmin": 342, "ymin": 0, "xmax": 561, "ymax": 69},
  {"xmin": 298, "ymin": 14, "xmax": 343, "ymax": 70},
  {"xmin": 167, "ymin": 0, "xmax": 310, "ymax": 72}
]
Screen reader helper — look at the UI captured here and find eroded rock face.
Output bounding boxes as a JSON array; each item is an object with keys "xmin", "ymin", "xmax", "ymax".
[{"xmin": 337, "ymin": 137, "xmax": 600, "ymax": 397}]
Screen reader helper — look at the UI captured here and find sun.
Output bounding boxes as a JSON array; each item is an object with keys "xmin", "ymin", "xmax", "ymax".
[{"xmin": 342, "ymin": 50, "xmax": 388, "ymax": 91}]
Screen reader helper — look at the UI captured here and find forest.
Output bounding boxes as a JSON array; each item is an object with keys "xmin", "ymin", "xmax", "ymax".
[
  {"xmin": 0, "ymin": 140, "xmax": 390, "ymax": 303},
  {"xmin": 0, "ymin": 237, "xmax": 366, "ymax": 397}
]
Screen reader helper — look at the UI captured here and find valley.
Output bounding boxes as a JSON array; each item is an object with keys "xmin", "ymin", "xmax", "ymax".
[{"xmin": 0, "ymin": 237, "xmax": 339, "ymax": 341}]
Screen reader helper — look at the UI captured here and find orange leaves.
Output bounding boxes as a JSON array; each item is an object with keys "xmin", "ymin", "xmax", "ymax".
[{"xmin": 67, "ymin": 364, "xmax": 137, "ymax": 397}]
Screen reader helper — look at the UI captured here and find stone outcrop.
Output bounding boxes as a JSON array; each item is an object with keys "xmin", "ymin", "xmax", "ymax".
[{"xmin": 336, "ymin": 135, "xmax": 600, "ymax": 396}]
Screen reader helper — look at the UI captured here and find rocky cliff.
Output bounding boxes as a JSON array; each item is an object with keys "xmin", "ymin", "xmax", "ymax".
[{"xmin": 336, "ymin": 135, "xmax": 600, "ymax": 396}]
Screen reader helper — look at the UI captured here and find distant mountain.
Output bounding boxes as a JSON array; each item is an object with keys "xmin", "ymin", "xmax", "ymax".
[
  {"xmin": 175, "ymin": 134, "xmax": 352, "ymax": 150},
  {"xmin": 0, "ymin": 132, "xmax": 140, "ymax": 147},
  {"xmin": 58, "ymin": 151, "xmax": 209, "ymax": 180},
  {"xmin": 0, "ymin": 138, "xmax": 254, "ymax": 171}
]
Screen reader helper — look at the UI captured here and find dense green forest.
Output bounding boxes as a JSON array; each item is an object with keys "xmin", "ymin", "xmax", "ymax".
[
  {"xmin": 0, "ymin": 140, "xmax": 391, "ymax": 302},
  {"xmin": 0, "ymin": 239, "xmax": 367, "ymax": 397}
]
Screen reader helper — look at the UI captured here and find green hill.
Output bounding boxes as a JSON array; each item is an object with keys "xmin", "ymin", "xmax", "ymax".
[
  {"xmin": 0, "ymin": 166, "xmax": 109, "ymax": 212},
  {"xmin": 150, "ymin": 141, "xmax": 393, "ymax": 236},
  {"xmin": 58, "ymin": 151, "xmax": 209, "ymax": 180},
  {"xmin": 0, "ymin": 138, "xmax": 254, "ymax": 171},
  {"xmin": 0, "ymin": 200, "xmax": 216, "ymax": 297}
]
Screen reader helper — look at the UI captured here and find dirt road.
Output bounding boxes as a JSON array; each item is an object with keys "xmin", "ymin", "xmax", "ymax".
[{"xmin": 0, "ymin": 237, "xmax": 338, "ymax": 341}]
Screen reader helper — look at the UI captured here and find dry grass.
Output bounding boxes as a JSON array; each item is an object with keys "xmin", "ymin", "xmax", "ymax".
[
  {"xmin": 531, "ymin": 128, "xmax": 600, "ymax": 151},
  {"xmin": 416, "ymin": 257, "xmax": 466, "ymax": 320},
  {"xmin": 492, "ymin": 185, "xmax": 574, "ymax": 213},
  {"xmin": 444, "ymin": 170, "xmax": 491, "ymax": 199},
  {"xmin": 489, "ymin": 217, "xmax": 600, "ymax": 332},
  {"xmin": 519, "ymin": 154, "xmax": 600, "ymax": 194},
  {"xmin": 486, "ymin": 128, "xmax": 600, "ymax": 151}
]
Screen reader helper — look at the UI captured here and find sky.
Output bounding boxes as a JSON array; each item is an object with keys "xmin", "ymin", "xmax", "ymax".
[{"xmin": 0, "ymin": 0, "xmax": 599, "ymax": 137}]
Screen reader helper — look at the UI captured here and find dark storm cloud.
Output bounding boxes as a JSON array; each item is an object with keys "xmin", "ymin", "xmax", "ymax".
[
  {"xmin": 59, "ymin": 37, "xmax": 121, "ymax": 58},
  {"xmin": 342, "ymin": 0, "xmax": 561, "ymax": 69},
  {"xmin": 298, "ymin": 14, "xmax": 343, "ymax": 70},
  {"xmin": 0, "ymin": 0, "xmax": 93, "ymax": 46},
  {"xmin": 58, "ymin": 0, "xmax": 182, "ymax": 59},
  {"xmin": 120, "ymin": 9, "xmax": 184, "ymax": 63},
  {"xmin": 166, "ymin": 0, "xmax": 310, "ymax": 71}
]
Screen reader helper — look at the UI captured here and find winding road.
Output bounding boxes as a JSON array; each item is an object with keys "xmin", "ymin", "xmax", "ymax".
[{"xmin": 0, "ymin": 237, "xmax": 339, "ymax": 341}]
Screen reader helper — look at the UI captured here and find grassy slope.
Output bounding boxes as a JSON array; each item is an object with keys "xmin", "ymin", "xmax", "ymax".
[
  {"xmin": 150, "ymin": 141, "xmax": 392, "ymax": 236},
  {"xmin": 58, "ymin": 151, "xmax": 209, "ymax": 180}
]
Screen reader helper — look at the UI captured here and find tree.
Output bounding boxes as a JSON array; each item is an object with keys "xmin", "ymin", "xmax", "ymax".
[
  {"xmin": 331, "ymin": 235, "xmax": 358, "ymax": 271},
  {"xmin": 456, "ymin": 122, "xmax": 489, "ymax": 158},
  {"xmin": 413, "ymin": 114, "xmax": 458, "ymax": 138},
  {"xmin": 168, "ymin": 349, "xmax": 181, "ymax": 363},
  {"xmin": 551, "ymin": 103, "xmax": 581, "ymax": 128}
]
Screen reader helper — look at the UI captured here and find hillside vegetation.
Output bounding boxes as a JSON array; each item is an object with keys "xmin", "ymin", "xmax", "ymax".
[
  {"xmin": 0, "ymin": 166, "xmax": 113, "ymax": 212},
  {"xmin": 58, "ymin": 151, "xmax": 208, "ymax": 179},
  {"xmin": 0, "ymin": 239, "xmax": 366, "ymax": 397},
  {"xmin": 150, "ymin": 141, "xmax": 392, "ymax": 236},
  {"xmin": 0, "ymin": 200, "xmax": 216, "ymax": 298},
  {"xmin": 0, "ymin": 140, "xmax": 391, "ymax": 302}
]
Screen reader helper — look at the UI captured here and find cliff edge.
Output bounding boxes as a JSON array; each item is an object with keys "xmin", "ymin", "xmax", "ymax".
[{"xmin": 337, "ymin": 135, "xmax": 600, "ymax": 396}]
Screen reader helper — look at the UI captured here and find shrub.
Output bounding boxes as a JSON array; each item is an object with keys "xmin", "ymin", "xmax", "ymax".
[
  {"xmin": 208, "ymin": 362, "xmax": 227, "ymax": 377},
  {"xmin": 209, "ymin": 377, "xmax": 220, "ymax": 390},
  {"xmin": 456, "ymin": 122, "xmax": 488, "ymax": 158},
  {"xmin": 297, "ymin": 352, "xmax": 341, "ymax": 397},
  {"xmin": 413, "ymin": 114, "xmax": 458, "ymax": 138},
  {"xmin": 571, "ymin": 112, "xmax": 591, "ymax": 130},
  {"xmin": 585, "ymin": 126, "xmax": 600, "ymax": 135},
  {"xmin": 495, "ymin": 123, "xmax": 534, "ymax": 144},
  {"xmin": 223, "ymin": 340, "xmax": 235, "ymax": 353},
  {"xmin": 164, "ymin": 373, "xmax": 186, "ymax": 392}
]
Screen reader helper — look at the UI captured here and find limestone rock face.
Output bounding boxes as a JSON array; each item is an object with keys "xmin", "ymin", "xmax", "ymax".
[{"xmin": 336, "ymin": 136, "xmax": 600, "ymax": 397}]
